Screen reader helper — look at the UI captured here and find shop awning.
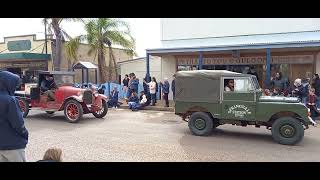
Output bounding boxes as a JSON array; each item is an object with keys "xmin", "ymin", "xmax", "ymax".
[
  {"xmin": 147, "ymin": 30, "xmax": 320, "ymax": 54},
  {"xmin": 0, "ymin": 52, "xmax": 51, "ymax": 60}
]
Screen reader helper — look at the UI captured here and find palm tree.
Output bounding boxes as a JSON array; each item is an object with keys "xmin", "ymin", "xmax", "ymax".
[
  {"xmin": 65, "ymin": 18, "xmax": 136, "ymax": 83},
  {"xmin": 44, "ymin": 18, "xmax": 83, "ymax": 71}
]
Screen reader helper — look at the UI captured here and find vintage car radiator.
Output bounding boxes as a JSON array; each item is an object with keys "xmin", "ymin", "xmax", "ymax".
[{"xmin": 83, "ymin": 90, "xmax": 93, "ymax": 104}]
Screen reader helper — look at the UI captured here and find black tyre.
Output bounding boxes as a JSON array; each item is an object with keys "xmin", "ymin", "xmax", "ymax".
[
  {"xmin": 18, "ymin": 98, "xmax": 29, "ymax": 118},
  {"xmin": 188, "ymin": 112, "xmax": 214, "ymax": 136},
  {"xmin": 271, "ymin": 117, "xmax": 304, "ymax": 145},
  {"xmin": 64, "ymin": 100, "xmax": 83, "ymax": 123},
  {"xmin": 46, "ymin": 111, "xmax": 55, "ymax": 114},
  {"xmin": 92, "ymin": 99, "xmax": 108, "ymax": 118}
]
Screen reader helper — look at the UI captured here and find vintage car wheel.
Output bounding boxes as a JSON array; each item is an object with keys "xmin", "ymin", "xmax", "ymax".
[
  {"xmin": 46, "ymin": 111, "xmax": 55, "ymax": 114},
  {"xmin": 18, "ymin": 98, "xmax": 29, "ymax": 118},
  {"xmin": 92, "ymin": 99, "xmax": 108, "ymax": 118},
  {"xmin": 64, "ymin": 100, "xmax": 83, "ymax": 123},
  {"xmin": 271, "ymin": 117, "xmax": 304, "ymax": 145},
  {"xmin": 188, "ymin": 112, "xmax": 213, "ymax": 136}
]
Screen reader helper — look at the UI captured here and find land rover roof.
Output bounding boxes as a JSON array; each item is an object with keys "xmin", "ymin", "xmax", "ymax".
[{"xmin": 176, "ymin": 70, "xmax": 251, "ymax": 78}]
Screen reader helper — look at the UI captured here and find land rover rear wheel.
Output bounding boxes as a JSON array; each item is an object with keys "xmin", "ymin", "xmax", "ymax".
[
  {"xmin": 271, "ymin": 117, "xmax": 304, "ymax": 145},
  {"xmin": 189, "ymin": 112, "xmax": 214, "ymax": 136}
]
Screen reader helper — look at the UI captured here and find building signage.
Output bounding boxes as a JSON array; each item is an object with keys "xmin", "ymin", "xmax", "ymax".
[
  {"xmin": 177, "ymin": 55, "xmax": 314, "ymax": 65},
  {"xmin": 0, "ymin": 62, "xmax": 47, "ymax": 69},
  {"xmin": 7, "ymin": 40, "xmax": 32, "ymax": 51}
]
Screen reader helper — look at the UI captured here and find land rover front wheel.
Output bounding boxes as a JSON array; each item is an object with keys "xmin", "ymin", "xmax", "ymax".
[
  {"xmin": 271, "ymin": 117, "xmax": 304, "ymax": 145},
  {"xmin": 189, "ymin": 112, "xmax": 214, "ymax": 136},
  {"xmin": 64, "ymin": 100, "xmax": 83, "ymax": 123}
]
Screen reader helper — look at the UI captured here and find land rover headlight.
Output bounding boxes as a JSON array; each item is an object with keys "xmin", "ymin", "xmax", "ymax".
[{"xmin": 307, "ymin": 108, "xmax": 311, "ymax": 117}]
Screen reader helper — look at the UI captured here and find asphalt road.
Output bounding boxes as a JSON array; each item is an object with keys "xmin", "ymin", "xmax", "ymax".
[{"xmin": 24, "ymin": 109, "xmax": 320, "ymax": 162}]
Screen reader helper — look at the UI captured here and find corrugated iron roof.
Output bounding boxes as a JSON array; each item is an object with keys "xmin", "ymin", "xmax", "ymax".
[{"xmin": 148, "ymin": 31, "xmax": 320, "ymax": 54}]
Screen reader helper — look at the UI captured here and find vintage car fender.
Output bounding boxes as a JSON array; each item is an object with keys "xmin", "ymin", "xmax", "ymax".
[
  {"xmin": 65, "ymin": 95, "xmax": 84, "ymax": 103},
  {"xmin": 91, "ymin": 93, "xmax": 108, "ymax": 111},
  {"xmin": 95, "ymin": 93, "xmax": 108, "ymax": 100}
]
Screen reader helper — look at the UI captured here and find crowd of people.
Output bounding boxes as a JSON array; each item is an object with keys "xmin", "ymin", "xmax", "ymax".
[
  {"xmin": 265, "ymin": 72, "xmax": 320, "ymax": 121},
  {"xmin": 109, "ymin": 73, "xmax": 176, "ymax": 111}
]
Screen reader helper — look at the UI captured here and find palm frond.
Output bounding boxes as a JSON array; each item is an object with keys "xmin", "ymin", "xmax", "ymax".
[
  {"xmin": 104, "ymin": 30, "xmax": 136, "ymax": 56},
  {"xmin": 65, "ymin": 35, "xmax": 84, "ymax": 61}
]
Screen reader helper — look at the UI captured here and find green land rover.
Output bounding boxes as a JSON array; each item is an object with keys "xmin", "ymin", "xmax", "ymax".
[{"xmin": 174, "ymin": 70, "xmax": 316, "ymax": 145}]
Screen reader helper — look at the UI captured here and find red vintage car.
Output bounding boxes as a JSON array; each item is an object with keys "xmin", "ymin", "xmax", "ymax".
[{"xmin": 15, "ymin": 71, "xmax": 108, "ymax": 123}]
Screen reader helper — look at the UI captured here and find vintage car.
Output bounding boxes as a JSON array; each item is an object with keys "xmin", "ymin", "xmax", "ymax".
[
  {"xmin": 15, "ymin": 71, "xmax": 108, "ymax": 123},
  {"xmin": 174, "ymin": 70, "xmax": 316, "ymax": 145}
]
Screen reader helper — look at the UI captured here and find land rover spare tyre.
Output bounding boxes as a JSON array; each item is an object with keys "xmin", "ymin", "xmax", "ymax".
[
  {"xmin": 92, "ymin": 99, "xmax": 108, "ymax": 118},
  {"xmin": 271, "ymin": 117, "xmax": 304, "ymax": 145},
  {"xmin": 18, "ymin": 98, "xmax": 29, "ymax": 118},
  {"xmin": 189, "ymin": 112, "xmax": 214, "ymax": 136},
  {"xmin": 64, "ymin": 100, "xmax": 83, "ymax": 123}
]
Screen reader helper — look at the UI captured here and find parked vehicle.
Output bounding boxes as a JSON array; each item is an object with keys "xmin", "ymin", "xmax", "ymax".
[
  {"xmin": 174, "ymin": 70, "xmax": 316, "ymax": 145},
  {"xmin": 15, "ymin": 71, "xmax": 108, "ymax": 123}
]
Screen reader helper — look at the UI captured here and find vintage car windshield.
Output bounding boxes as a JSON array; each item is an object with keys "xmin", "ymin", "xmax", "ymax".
[{"xmin": 54, "ymin": 75, "xmax": 74, "ymax": 86}]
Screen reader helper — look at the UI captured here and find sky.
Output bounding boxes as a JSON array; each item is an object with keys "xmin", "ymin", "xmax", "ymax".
[{"xmin": 0, "ymin": 18, "xmax": 161, "ymax": 58}]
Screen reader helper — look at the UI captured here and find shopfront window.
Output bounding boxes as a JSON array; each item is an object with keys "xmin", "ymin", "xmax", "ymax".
[{"xmin": 178, "ymin": 65, "xmax": 198, "ymax": 71}]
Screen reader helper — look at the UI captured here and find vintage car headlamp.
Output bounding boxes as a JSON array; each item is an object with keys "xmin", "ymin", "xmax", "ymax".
[{"xmin": 77, "ymin": 91, "xmax": 84, "ymax": 99}]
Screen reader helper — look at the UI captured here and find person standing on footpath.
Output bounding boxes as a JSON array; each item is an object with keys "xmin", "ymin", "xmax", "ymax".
[
  {"xmin": 122, "ymin": 74, "xmax": 129, "ymax": 99},
  {"xmin": 161, "ymin": 78, "xmax": 170, "ymax": 107},
  {"xmin": 144, "ymin": 77, "xmax": 156, "ymax": 106},
  {"xmin": 0, "ymin": 71, "xmax": 29, "ymax": 162},
  {"xmin": 171, "ymin": 74, "xmax": 176, "ymax": 101}
]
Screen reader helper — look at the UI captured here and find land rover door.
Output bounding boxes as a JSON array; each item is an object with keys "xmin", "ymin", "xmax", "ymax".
[{"xmin": 221, "ymin": 77, "xmax": 256, "ymax": 120}]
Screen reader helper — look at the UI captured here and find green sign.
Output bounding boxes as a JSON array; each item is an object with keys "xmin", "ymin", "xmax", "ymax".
[{"xmin": 7, "ymin": 40, "xmax": 31, "ymax": 51}]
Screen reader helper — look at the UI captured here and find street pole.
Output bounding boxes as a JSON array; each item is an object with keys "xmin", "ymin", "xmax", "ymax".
[{"xmin": 44, "ymin": 18, "xmax": 48, "ymax": 54}]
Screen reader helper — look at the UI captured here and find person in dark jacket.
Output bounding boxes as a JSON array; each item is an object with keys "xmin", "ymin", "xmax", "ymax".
[
  {"xmin": 122, "ymin": 74, "xmax": 129, "ymax": 98},
  {"xmin": 128, "ymin": 91, "xmax": 140, "ymax": 111},
  {"xmin": 161, "ymin": 78, "xmax": 170, "ymax": 107},
  {"xmin": 108, "ymin": 87, "xmax": 119, "ymax": 108},
  {"xmin": 154, "ymin": 77, "xmax": 159, "ymax": 104},
  {"xmin": 312, "ymin": 74, "xmax": 320, "ymax": 107},
  {"xmin": 142, "ymin": 77, "xmax": 151, "ymax": 106},
  {"xmin": 171, "ymin": 74, "xmax": 176, "ymax": 100},
  {"xmin": 126, "ymin": 73, "xmax": 134, "ymax": 101},
  {"xmin": 130, "ymin": 74, "xmax": 139, "ymax": 95},
  {"xmin": 270, "ymin": 72, "xmax": 285, "ymax": 94},
  {"xmin": 0, "ymin": 71, "xmax": 28, "ymax": 162}
]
